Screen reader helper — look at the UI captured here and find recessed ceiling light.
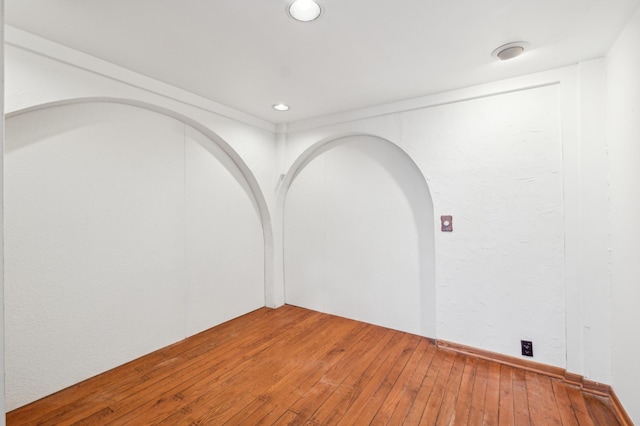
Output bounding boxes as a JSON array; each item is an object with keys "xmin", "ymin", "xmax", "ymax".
[
  {"xmin": 492, "ymin": 42, "xmax": 530, "ymax": 61},
  {"xmin": 288, "ymin": 0, "xmax": 322, "ymax": 22},
  {"xmin": 273, "ymin": 103, "xmax": 290, "ymax": 111}
]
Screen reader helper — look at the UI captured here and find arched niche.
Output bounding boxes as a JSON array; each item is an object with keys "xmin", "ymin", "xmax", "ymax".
[
  {"xmin": 4, "ymin": 98, "xmax": 270, "ymax": 410},
  {"xmin": 280, "ymin": 134, "xmax": 436, "ymax": 338}
]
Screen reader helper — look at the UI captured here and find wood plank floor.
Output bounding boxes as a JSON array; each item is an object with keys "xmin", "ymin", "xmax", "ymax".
[{"xmin": 8, "ymin": 305, "xmax": 622, "ymax": 425}]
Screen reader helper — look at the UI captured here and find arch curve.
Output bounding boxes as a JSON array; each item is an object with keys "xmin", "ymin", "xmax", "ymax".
[
  {"xmin": 278, "ymin": 133, "xmax": 436, "ymax": 337},
  {"xmin": 8, "ymin": 97, "xmax": 275, "ymax": 301}
]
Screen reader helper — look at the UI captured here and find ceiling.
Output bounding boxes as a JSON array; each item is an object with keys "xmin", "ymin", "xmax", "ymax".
[{"xmin": 5, "ymin": 0, "xmax": 640, "ymax": 124}]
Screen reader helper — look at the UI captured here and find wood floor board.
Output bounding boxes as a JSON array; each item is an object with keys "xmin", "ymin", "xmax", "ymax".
[
  {"xmin": 199, "ymin": 317, "xmax": 366, "ymax": 425},
  {"xmin": 100, "ymin": 310, "xmax": 329, "ymax": 425},
  {"xmin": 386, "ymin": 342, "xmax": 437, "ymax": 425},
  {"xmin": 306, "ymin": 325, "xmax": 390, "ymax": 426},
  {"xmin": 402, "ymin": 348, "xmax": 446, "ymax": 424},
  {"xmin": 513, "ymin": 367, "xmax": 532, "ymax": 425},
  {"xmin": 334, "ymin": 332, "xmax": 417, "ymax": 425},
  {"xmin": 483, "ymin": 361, "xmax": 501, "ymax": 425},
  {"xmin": 156, "ymin": 316, "xmax": 365, "ymax": 425},
  {"xmin": 344, "ymin": 334, "xmax": 421, "ymax": 424},
  {"xmin": 260, "ymin": 320, "xmax": 370, "ymax": 424},
  {"xmin": 307, "ymin": 383, "xmax": 355, "ymax": 426},
  {"xmin": 279, "ymin": 328, "xmax": 402, "ymax": 425},
  {"xmin": 433, "ymin": 352, "xmax": 466, "ymax": 425},
  {"xmin": 525, "ymin": 370, "xmax": 547, "ymax": 425},
  {"xmin": 551, "ymin": 378, "xmax": 580, "ymax": 426},
  {"xmin": 451, "ymin": 355, "xmax": 476, "ymax": 425},
  {"xmin": 247, "ymin": 325, "xmax": 393, "ymax": 425},
  {"xmin": 498, "ymin": 364, "xmax": 515, "ymax": 426},
  {"xmin": 418, "ymin": 350, "xmax": 456, "ymax": 425},
  {"xmin": 7, "ymin": 305, "xmax": 623, "ymax": 426},
  {"xmin": 218, "ymin": 395, "xmax": 272, "ymax": 426},
  {"xmin": 467, "ymin": 358, "xmax": 490, "ymax": 425},
  {"xmin": 565, "ymin": 384, "xmax": 596, "ymax": 426},
  {"xmin": 537, "ymin": 375, "xmax": 563, "ymax": 426},
  {"xmin": 368, "ymin": 338, "xmax": 430, "ymax": 424},
  {"xmin": 272, "ymin": 409, "xmax": 298, "ymax": 425},
  {"xmin": 583, "ymin": 393, "xmax": 622, "ymax": 426}
]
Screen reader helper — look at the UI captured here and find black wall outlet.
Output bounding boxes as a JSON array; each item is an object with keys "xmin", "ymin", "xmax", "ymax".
[{"xmin": 521, "ymin": 340, "xmax": 533, "ymax": 357}]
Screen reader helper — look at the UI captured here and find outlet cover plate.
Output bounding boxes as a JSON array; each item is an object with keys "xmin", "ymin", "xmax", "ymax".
[{"xmin": 521, "ymin": 340, "xmax": 533, "ymax": 357}]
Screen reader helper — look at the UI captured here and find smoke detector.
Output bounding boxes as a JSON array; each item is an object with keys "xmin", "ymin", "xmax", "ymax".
[{"xmin": 492, "ymin": 42, "xmax": 530, "ymax": 61}]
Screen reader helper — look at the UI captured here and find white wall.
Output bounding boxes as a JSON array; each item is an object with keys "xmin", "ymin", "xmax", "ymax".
[
  {"xmin": 4, "ymin": 102, "xmax": 264, "ymax": 410},
  {"xmin": 607, "ymin": 6, "xmax": 640, "ymax": 422},
  {"xmin": 1, "ymin": 4, "xmax": 6, "ymax": 424},
  {"xmin": 285, "ymin": 136, "xmax": 435, "ymax": 336},
  {"xmin": 284, "ymin": 83, "xmax": 567, "ymax": 367}
]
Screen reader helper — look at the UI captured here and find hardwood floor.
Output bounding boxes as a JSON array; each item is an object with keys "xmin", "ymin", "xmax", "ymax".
[{"xmin": 8, "ymin": 305, "xmax": 622, "ymax": 425}]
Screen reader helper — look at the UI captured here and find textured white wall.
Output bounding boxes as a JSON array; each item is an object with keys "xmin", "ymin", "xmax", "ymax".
[
  {"xmin": 407, "ymin": 87, "xmax": 565, "ymax": 366},
  {"xmin": 0, "ymin": 3, "xmax": 6, "ymax": 423},
  {"xmin": 285, "ymin": 84, "xmax": 566, "ymax": 367},
  {"xmin": 607, "ymin": 6, "xmax": 640, "ymax": 423},
  {"xmin": 285, "ymin": 136, "xmax": 435, "ymax": 336},
  {"xmin": 5, "ymin": 102, "xmax": 264, "ymax": 410}
]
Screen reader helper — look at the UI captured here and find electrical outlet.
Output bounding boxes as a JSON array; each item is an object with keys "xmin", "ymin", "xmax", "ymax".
[{"xmin": 521, "ymin": 340, "xmax": 533, "ymax": 357}]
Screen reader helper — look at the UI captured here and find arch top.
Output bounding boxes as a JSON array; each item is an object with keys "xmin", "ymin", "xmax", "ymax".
[
  {"xmin": 7, "ymin": 96, "xmax": 276, "ymax": 307},
  {"xmin": 277, "ymin": 132, "xmax": 430, "ymax": 207},
  {"xmin": 8, "ymin": 96, "xmax": 254, "ymax": 150},
  {"xmin": 279, "ymin": 132, "xmax": 437, "ymax": 337}
]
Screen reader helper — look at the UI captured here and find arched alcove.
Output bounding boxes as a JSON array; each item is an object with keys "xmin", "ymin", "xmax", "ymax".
[
  {"xmin": 281, "ymin": 135, "xmax": 436, "ymax": 337},
  {"xmin": 4, "ymin": 99, "xmax": 269, "ymax": 410}
]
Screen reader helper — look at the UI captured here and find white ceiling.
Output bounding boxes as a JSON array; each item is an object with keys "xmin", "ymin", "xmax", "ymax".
[{"xmin": 5, "ymin": 0, "xmax": 640, "ymax": 124}]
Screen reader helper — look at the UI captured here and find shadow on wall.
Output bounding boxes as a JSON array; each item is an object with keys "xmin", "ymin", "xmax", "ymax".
[
  {"xmin": 4, "ymin": 99, "xmax": 268, "ymax": 410},
  {"xmin": 281, "ymin": 135, "xmax": 436, "ymax": 337}
]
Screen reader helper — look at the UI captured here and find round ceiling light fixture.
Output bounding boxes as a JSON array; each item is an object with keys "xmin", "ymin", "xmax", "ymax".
[
  {"xmin": 492, "ymin": 41, "xmax": 530, "ymax": 61},
  {"xmin": 273, "ymin": 103, "xmax": 290, "ymax": 111},
  {"xmin": 288, "ymin": 0, "xmax": 322, "ymax": 22}
]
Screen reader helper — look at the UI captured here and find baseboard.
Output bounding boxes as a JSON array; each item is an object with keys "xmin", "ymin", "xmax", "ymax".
[
  {"xmin": 582, "ymin": 378, "xmax": 612, "ymax": 397},
  {"xmin": 436, "ymin": 339, "xmax": 634, "ymax": 426},
  {"xmin": 609, "ymin": 387, "xmax": 635, "ymax": 426},
  {"xmin": 436, "ymin": 339, "xmax": 565, "ymax": 379},
  {"xmin": 563, "ymin": 371, "xmax": 583, "ymax": 387}
]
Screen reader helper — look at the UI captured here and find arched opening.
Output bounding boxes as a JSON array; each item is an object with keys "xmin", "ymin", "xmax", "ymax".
[
  {"xmin": 4, "ymin": 99, "xmax": 269, "ymax": 410},
  {"xmin": 281, "ymin": 135, "xmax": 436, "ymax": 337}
]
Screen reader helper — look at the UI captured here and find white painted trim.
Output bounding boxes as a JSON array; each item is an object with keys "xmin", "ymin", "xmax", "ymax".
[
  {"xmin": 7, "ymin": 97, "xmax": 276, "ymax": 309},
  {"xmin": 5, "ymin": 26, "xmax": 276, "ymax": 133},
  {"xmin": 287, "ymin": 66, "xmax": 576, "ymax": 133},
  {"xmin": 558, "ymin": 66, "xmax": 584, "ymax": 377}
]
